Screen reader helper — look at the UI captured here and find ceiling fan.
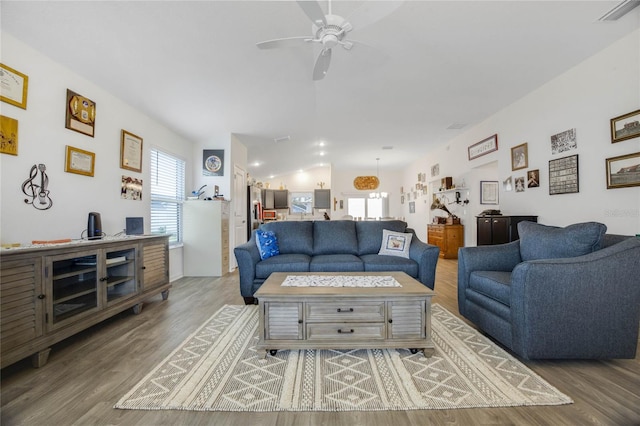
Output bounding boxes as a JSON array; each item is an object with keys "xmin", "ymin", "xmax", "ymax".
[{"xmin": 256, "ymin": 0, "xmax": 402, "ymax": 81}]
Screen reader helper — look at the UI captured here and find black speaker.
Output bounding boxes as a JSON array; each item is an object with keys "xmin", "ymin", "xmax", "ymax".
[
  {"xmin": 87, "ymin": 212, "xmax": 102, "ymax": 240},
  {"xmin": 126, "ymin": 217, "xmax": 144, "ymax": 235}
]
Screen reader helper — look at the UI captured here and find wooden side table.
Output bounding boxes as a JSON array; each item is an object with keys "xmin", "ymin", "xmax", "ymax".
[{"xmin": 427, "ymin": 224, "xmax": 464, "ymax": 259}]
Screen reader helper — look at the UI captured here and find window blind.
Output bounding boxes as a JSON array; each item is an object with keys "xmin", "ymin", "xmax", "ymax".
[{"xmin": 150, "ymin": 148, "xmax": 185, "ymax": 244}]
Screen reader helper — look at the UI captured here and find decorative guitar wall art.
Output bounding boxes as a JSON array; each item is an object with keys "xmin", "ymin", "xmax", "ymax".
[{"xmin": 22, "ymin": 163, "xmax": 53, "ymax": 210}]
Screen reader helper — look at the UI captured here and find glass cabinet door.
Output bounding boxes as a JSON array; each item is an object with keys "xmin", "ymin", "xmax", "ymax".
[
  {"xmin": 105, "ymin": 247, "xmax": 137, "ymax": 304},
  {"xmin": 50, "ymin": 254, "xmax": 99, "ymax": 326}
]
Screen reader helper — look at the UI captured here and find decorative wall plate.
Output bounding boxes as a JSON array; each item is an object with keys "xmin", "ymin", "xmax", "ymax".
[{"xmin": 353, "ymin": 176, "xmax": 379, "ymax": 190}]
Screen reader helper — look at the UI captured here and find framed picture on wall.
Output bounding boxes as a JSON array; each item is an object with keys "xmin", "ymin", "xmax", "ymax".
[
  {"xmin": 480, "ymin": 181, "xmax": 499, "ymax": 204},
  {"xmin": 0, "ymin": 115, "xmax": 18, "ymax": 155},
  {"xmin": 549, "ymin": 154, "xmax": 579, "ymax": 195},
  {"xmin": 120, "ymin": 130, "xmax": 143, "ymax": 173},
  {"xmin": 610, "ymin": 109, "xmax": 640, "ymax": 143},
  {"xmin": 511, "ymin": 143, "xmax": 528, "ymax": 171},
  {"xmin": 468, "ymin": 134, "xmax": 498, "ymax": 161},
  {"xmin": 203, "ymin": 149, "xmax": 224, "ymax": 176},
  {"xmin": 65, "ymin": 145, "xmax": 95, "ymax": 177},
  {"xmin": 65, "ymin": 89, "xmax": 96, "ymax": 137},
  {"xmin": 606, "ymin": 152, "xmax": 640, "ymax": 189},
  {"xmin": 0, "ymin": 63, "xmax": 29, "ymax": 109}
]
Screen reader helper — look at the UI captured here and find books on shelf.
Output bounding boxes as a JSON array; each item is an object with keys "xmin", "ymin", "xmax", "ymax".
[{"xmin": 106, "ymin": 256, "xmax": 127, "ymax": 265}]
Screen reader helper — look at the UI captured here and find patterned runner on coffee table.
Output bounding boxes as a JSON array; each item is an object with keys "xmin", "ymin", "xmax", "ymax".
[{"xmin": 115, "ymin": 304, "xmax": 572, "ymax": 412}]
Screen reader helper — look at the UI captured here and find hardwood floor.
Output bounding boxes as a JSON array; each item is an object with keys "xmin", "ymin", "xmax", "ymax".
[{"xmin": 2, "ymin": 259, "xmax": 639, "ymax": 425}]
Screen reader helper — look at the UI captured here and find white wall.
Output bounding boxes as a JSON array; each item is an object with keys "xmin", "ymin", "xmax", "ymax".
[
  {"xmin": 0, "ymin": 33, "xmax": 195, "ymax": 279},
  {"xmin": 399, "ymin": 29, "xmax": 640, "ymax": 245}
]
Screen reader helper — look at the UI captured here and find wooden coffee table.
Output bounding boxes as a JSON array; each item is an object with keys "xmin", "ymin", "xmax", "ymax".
[{"xmin": 254, "ymin": 271, "xmax": 435, "ymax": 358}]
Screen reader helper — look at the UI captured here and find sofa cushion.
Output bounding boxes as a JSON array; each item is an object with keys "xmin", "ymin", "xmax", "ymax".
[
  {"xmin": 255, "ymin": 230, "xmax": 280, "ymax": 260},
  {"xmin": 469, "ymin": 271, "xmax": 512, "ymax": 306},
  {"xmin": 518, "ymin": 221, "xmax": 607, "ymax": 261},
  {"xmin": 378, "ymin": 229, "xmax": 412, "ymax": 259},
  {"xmin": 313, "ymin": 220, "xmax": 358, "ymax": 255},
  {"xmin": 310, "ymin": 254, "xmax": 364, "ymax": 272},
  {"xmin": 255, "ymin": 253, "xmax": 311, "ymax": 279},
  {"xmin": 360, "ymin": 254, "xmax": 419, "ymax": 278},
  {"xmin": 356, "ymin": 220, "xmax": 408, "ymax": 255},
  {"xmin": 261, "ymin": 221, "xmax": 314, "ymax": 255}
]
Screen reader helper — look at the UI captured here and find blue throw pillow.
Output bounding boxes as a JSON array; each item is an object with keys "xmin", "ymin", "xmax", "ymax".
[
  {"xmin": 518, "ymin": 221, "xmax": 607, "ymax": 261},
  {"xmin": 255, "ymin": 230, "xmax": 280, "ymax": 260}
]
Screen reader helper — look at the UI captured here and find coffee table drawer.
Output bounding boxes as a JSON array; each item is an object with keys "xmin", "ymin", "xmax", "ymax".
[
  {"xmin": 306, "ymin": 301, "xmax": 384, "ymax": 322},
  {"xmin": 307, "ymin": 323, "xmax": 385, "ymax": 340}
]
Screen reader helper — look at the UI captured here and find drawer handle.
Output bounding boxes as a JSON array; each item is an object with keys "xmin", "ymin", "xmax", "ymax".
[
  {"xmin": 337, "ymin": 308, "xmax": 354, "ymax": 313},
  {"xmin": 337, "ymin": 329, "xmax": 354, "ymax": 334}
]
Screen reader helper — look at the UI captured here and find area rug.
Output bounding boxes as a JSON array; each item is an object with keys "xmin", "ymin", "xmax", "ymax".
[{"xmin": 115, "ymin": 304, "xmax": 572, "ymax": 412}]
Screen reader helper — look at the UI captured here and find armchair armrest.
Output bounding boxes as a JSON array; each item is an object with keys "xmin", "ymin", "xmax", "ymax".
[
  {"xmin": 457, "ymin": 241, "xmax": 522, "ymax": 315},
  {"xmin": 509, "ymin": 237, "xmax": 640, "ymax": 359},
  {"xmin": 233, "ymin": 234, "xmax": 262, "ymax": 297},
  {"xmin": 407, "ymin": 228, "xmax": 440, "ymax": 290}
]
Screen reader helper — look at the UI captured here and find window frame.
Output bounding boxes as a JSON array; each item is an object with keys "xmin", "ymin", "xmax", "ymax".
[{"xmin": 149, "ymin": 147, "xmax": 186, "ymax": 245}]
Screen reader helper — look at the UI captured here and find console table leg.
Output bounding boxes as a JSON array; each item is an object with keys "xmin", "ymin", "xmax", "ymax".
[
  {"xmin": 161, "ymin": 289, "xmax": 170, "ymax": 300},
  {"xmin": 132, "ymin": 303, "xmax": 143, "ymax": 315},
  {"xmin": 31, "ymin": 348, "xmax": 51, "ymax": 368}
]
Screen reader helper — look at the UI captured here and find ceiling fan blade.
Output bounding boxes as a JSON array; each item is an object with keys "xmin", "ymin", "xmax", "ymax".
[
  {"xmin": 256, "ymin": 36, "xmax": 310, "ymax": 49},
  {"xmin": 313, "ymin": 48, "xmax": 332, "ymax": 81},
  {"xmin": 345, "ymin": 1, "xmax": 404, "ymax": 30},
  {"xmin": 296, "ymin": 0, "xmax": 326, "ymax": 26}
]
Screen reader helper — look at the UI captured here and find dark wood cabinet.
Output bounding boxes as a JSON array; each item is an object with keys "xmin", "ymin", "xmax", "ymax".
[{"xmin": 476, "ymin": 215, "xmax": 537, "ymax": 245}]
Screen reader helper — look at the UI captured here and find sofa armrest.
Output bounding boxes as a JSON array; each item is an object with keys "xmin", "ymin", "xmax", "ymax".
[
  {"xmin": 407, "ymin": 228, "xmax": 440, "ymax": 290},
  {"xmin": 457, "ymin": 241, "xmax": 522, "ymax": 315},
  {"xmin": 233, "ymin": 234, "xmax": 262, "ymax": 297},
  {"xmin": 509, "ymin": 237, "xmax": 640, "ymax": 359}
]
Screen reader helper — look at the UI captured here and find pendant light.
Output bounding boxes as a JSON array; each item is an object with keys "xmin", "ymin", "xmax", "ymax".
[{"xmin": 369, "ymin": 158, "xmax": 388, "ymax": 198}]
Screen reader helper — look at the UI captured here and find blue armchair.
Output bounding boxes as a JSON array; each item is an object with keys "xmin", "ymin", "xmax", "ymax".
[{"xmin": 458, "ymin": 221, "xmax": 640, "ymax": 359}]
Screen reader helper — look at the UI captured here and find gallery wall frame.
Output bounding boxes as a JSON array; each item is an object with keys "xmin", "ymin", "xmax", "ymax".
[
  {"xmin": 0, "ymin": 63, "xmax": 29, "ymax": 109},
  {"xmin": 65, "ymin": 145, "xmax": 95, "ymax": 177},
  {"xmin": 120, "ymin": 130, "xmax": 143, "ymax": 173},
  {"xmin": 65, "ymin": 89, "xmax": 96, "ymax": 137},
  {"xmin": 549, "ymin": 154, "xmax": 579, "ymax": 195},
  {"xmin": 468, "ymin": 134, "xmax": 498, "ymax": 161},
  {"xmin": 527, "ymin": 169, "xmax": 540, "ymax": 188},
  {"xmin": 480, "ymin": 180, "xmax": 499, "ymax": 204},
  {"xmin": 606, "ymin": 151, "xmax": 640, "ymax": 189},
  {"xmin": 0, "ymin": 115, "xmax": 18, "ymax": 155},
  {"xmin": 610, "ymin": 109, "xmax": 640, "ymax": 143},
  {"xmin": 511, "ymin": 142, "xmax": 528, "ymax": 171},
  {"xmin": 203, "ymin": 149, "xmax": 224, "ymax": 176}
]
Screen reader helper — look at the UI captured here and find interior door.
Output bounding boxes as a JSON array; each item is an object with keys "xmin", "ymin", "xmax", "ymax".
[{"xmin": 232, "ymin": 165, "xmax": 247, "ymax": 269}]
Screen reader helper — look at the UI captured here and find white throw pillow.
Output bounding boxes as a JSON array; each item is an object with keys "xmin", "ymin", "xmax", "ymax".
[{"xmin": 378, "ymin": 229, "xmax": 412, "ymax": 259}]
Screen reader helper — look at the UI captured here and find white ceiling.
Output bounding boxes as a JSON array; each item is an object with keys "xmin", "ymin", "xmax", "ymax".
[{"xmin": 2, "ymin": 1, "xmax": 639, "ymax": 178}]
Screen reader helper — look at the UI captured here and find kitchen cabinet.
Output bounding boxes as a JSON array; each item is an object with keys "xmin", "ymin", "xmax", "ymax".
[{"xmin": 313, "ymin": 189, "xmax": 331, "ymax": 209}]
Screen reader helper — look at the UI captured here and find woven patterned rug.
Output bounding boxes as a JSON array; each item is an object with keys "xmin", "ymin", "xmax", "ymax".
[{"xmin": 115, "ymin": 304, "xmax": 572, "ymax": 412}]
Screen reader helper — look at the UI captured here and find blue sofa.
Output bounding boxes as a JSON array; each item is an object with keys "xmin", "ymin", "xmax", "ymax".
[
  {"xmin": 458, "ymin": 221, "xmax": 640, "ymax": 359},
  {"xmin": 234, "ymin": 220, "xmax": 440, "ymax": 304}
]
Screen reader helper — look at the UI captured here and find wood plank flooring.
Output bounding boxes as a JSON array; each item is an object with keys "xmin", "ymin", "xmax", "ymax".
[{"xmin": 2, "ymin": 259, "xmax": 639, "ymax": 425}]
